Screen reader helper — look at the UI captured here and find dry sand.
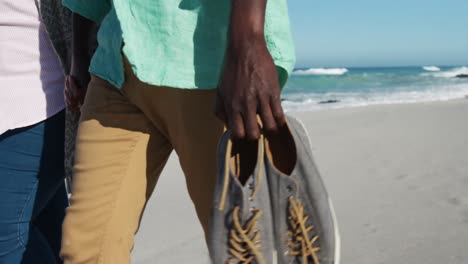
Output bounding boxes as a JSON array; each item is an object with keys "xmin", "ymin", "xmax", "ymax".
[{"xmin": 132, "ymin": 99, "xmax": 468, "ymax": 264}]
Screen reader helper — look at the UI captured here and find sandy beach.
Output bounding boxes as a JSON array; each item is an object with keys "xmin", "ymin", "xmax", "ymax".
[{"xmin": 131, "ymin": 99, "xmax": 468, "ymax": 264}]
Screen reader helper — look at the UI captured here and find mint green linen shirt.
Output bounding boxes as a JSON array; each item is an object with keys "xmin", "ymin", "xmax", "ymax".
[{"xmin": 63, "ymin": 0, "xmax": 296, "ymax": 89}]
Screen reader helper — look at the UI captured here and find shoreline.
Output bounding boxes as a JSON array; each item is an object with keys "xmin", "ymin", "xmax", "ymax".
[{"xmin": 284, "ymin": 97, "xmax": 468, "ymax": 113}]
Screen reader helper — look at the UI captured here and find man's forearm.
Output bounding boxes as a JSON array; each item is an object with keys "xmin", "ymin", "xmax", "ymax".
[
  {"xmin": 71, "ymin": 13, "xmax": 98, "ymax": 80},
  {"xmin": 217, "ymin": 0, "xmax": 284, "ymax": 139},
  {"xmin": 229, "ymin": 0, "xmax": 267, "ymax": 50}
]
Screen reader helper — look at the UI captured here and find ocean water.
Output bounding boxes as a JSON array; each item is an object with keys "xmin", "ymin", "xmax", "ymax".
[{"xmin": 282, "ymin": 66, "xmax": 468, "ymax": 111}]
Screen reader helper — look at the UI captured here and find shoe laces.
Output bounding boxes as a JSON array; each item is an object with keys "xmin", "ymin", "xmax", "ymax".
[
  {"xmin": 287, "ymin": 197, "xmax": 321, "ymax": 264},
  {"xmin": 219, "ymin": 133, "xmax": 265, "ymax": 210},
  {"xmin": 219, "ymin": 132, "xmax": 266, "ymax": 264},
  {"xmin": 227, "ymin": 206, "xmax": 265, "ymax": 264}
]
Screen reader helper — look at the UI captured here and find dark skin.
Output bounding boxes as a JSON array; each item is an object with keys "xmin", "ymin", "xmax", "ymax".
[
  {"xmin": 216, "ymin": 0, "xmax": 286, "ymax": 140},
  {"xmin": 66, "ymin": 0, "xmax": 285, "ymax": 140},
  {"xmin": 65, "ymin": 13, "xmax": 96, "ymax": 112}
]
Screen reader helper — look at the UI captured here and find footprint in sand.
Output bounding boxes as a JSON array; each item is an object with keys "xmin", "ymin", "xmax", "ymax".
[{"xmin": 447, "ymin": 197, "xmax": 462, "ymax": 206}]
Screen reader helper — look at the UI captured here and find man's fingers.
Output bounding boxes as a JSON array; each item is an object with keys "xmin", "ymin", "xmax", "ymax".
[
  {"xmin": 259, "ymin": 97, "xmax": 277, "ymax": 133},
  {"xmin": 64, "ymin": 85, "xmax": 75, "ymax": 107},
  {"xmin": 229, "ymin": 112, "xmax": 245, "ymax": 139},
  {"xmin": 65, "ymin": 77, "xmax": 83, "ymax": 112},
  {"xmin": 68, "ymin": 76, "xmax": 79, "ymax": 97},
  {"xmin": 244, "ymin": 103, "xmax": 260, "ymax": 140},
  {"xmin": 68, "ymin": 105, "xmax": 81, "ymax": 113},
  {"xmin": 270, "ymin": 93, "xmax": 286, "ymax": 127}
]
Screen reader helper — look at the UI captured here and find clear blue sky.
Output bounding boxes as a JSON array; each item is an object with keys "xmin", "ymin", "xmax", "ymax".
[{"xmin": 288, "ymin": 0, "xmax": 468, "ymax": 68}]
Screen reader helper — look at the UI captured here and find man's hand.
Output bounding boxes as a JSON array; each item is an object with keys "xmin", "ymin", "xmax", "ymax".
[
  {"xmin": 216, "ymin": 0, "xmax": 285, "ymax": 140},
  {"xmin": 65, "ymin": 74, "xmax": 88, "ymax": 112},
  {"xmin": 65, "ymin": 13, "xmax": 98, "ymax": 112},
  {"xmin": 216, "ymin": 37, "xmax": 285, "ymax": 140}
]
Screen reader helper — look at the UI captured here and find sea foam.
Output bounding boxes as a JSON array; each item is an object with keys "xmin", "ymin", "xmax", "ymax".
[
  {"xmin": 422, "ymin": 66, "xmax": 441, "ymax": 72},
  {"xmin": 292, "ymin": 68, "xmax": 348, "ymax": 76},
  {"xmin": 282, "ymin": 83, "xmax": 468, "ymax": 111},
  {"xmin": 283, "ymin": 66, "xmax": 468, "ymax": 111},
  {"xmin": 431, "ymin": 67, "xmax": 468, "ymax": 78}
]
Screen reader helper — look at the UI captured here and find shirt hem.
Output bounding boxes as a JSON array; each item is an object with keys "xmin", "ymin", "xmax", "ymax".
[
  {"xmin": 0, "ymin": 106, "xmax": 65, "ymax": 136},
  {"xmin": 89, "ymin": 61, "xmax": 294, "ymax": 90}
]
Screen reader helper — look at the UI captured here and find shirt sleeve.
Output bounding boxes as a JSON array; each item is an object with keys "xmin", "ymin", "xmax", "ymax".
[{"xmin": 62, "ymin": 0, "xmax": 111, "ymax": 23}]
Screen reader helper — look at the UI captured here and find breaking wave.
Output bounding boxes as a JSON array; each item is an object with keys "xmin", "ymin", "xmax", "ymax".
[
  {"xmin": 283, "ymin": 66, "xmax": 468, "ymax": 111},
  {"xmin": 292, "ymin": 68, "xmax": 348, "ymax": 76},
  {"xmin": 430, "ymin": 67, "xmax": 468, "ymax": 78},
  {"xmin": 422, "ymin": 66, "xmax": 441, "ymax": 72}
]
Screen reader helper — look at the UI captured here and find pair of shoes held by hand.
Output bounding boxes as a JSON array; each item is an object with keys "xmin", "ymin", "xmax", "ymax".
[{"xmin": 209, "ymin": 115, "xmax": 340, "ymax": 264}]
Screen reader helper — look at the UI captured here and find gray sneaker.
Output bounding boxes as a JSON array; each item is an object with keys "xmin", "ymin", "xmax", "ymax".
[
  {"xmin": 208, "ymin": 132, "xmax": 276, "ymax": 264},
  {"xmin": 265, "ymin": 115, "xmax": 341, "ymax": 264}
]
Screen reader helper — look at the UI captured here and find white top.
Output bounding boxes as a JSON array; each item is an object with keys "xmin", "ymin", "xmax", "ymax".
[{"xmin": 0, "ymin": 0, "xmax": 66, "ymax": 135}]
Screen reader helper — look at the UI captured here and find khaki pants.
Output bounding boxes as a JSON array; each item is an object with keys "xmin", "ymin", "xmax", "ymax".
[{"xmin": 61, "ymin": 62, "xmax": 224, "ymax": 264}]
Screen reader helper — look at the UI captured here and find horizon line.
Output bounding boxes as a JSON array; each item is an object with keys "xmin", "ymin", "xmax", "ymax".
[{"xmin": 293, "ymin": 64, "xmax": 467, "ymax": 70}]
